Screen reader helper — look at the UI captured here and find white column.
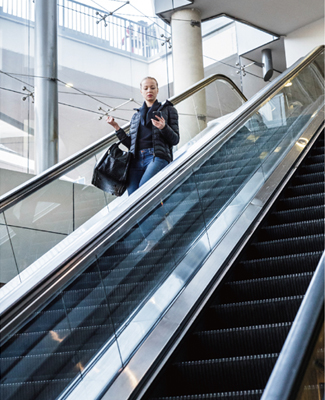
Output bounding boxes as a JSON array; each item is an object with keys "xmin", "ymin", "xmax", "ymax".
[
  {"xmin": 171, "ymin": 8, "xmax": 207, "ymax": 147},
  {"xmin": 34, "ymin": 0, "xmax": 59, "ymax": 174}
]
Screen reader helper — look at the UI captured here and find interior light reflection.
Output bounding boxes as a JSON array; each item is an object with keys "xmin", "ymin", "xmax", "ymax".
[
  {"xmin": 296, "ymin": 138, "xmax": 309, "ymax": 148},
  {"xmin": 124, "ymin": 366, "xmax": 139, "ymax": 388}
]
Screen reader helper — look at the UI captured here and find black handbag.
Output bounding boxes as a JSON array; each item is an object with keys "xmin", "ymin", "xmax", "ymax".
[{"xmin": 92, "ymin": 141, "xmax": 131, "ymax": 196}]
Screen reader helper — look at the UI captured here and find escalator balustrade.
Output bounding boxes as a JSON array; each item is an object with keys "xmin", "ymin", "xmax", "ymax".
[{"xmin": 0, "ymin": 116, "xmax": 320, "ymax": 400}]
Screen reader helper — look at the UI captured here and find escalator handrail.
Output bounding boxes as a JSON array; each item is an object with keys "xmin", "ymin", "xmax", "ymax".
[
  {"xmin": 0, "ymin": 74, "xmax": 246, "ymax": 214},
  {"xmin": 0, "ymin": 45, "xmax": 323, "ymax": 345},
  {"xmin": 261, "ymin": 252, "xmax": 325, "ymax": 400}
]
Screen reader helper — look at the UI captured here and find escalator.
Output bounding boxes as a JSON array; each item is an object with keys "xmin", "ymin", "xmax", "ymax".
[
  {"xmin": 0, "ymin": 47, "xmax": 324, "ymax": 400},
  {"xmin": 138, "ymin": 131, "xmax": 324, "ymax": 400}
]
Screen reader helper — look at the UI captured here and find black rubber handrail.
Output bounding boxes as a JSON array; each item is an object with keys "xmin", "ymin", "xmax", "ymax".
[{"xmin": 0, "ymin": 74, "xmax": 246, "ymax": 214}]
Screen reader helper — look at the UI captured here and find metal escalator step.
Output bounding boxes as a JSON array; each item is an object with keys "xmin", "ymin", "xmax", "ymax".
[
  {"xmin": 207, "ymin": 296, "xmax": 303, "ymax": 329},
  {"xmin": 249, "ymin": 235, "xmax": 324, "ymax": 258},
  {"xmin": 285, "ymin": 182, "xmax": 324, "ymax": 198},
  {"xmin": 222, "ymin": 272, "xmax": 313, "ymax": 302},
  {"xmin": 259, "ymin": 220, "xmax": 324, "ymax": 240},
  {"xmin": 304, "ymin": 154, "xmax": 324, "ymax": 165},
  {"xmin": 64, "ymin": 306, "xmax": 114, "ymax": 330},
  {"xmin": 199, "ymin": 157, "xmax": 259, "ymax": 173},
  {"xmin": 168, "ymin": 354, "xmax": 278, "ymax": 395},
  {"xmin": 0, "ymin": 378, "xmax": 72, "ymax": 400},
  {"xmin": 207, "ymin": 150, "xmax": 260, "ymax": 167},
  {"xmin": 1, "ymin": 321, "xmax": 113, "ymax": 358},
  {"xmin": 150, "ymin": 389, "xmax": 263, "ymax": 400},
  {"xmin": 278, "ymin": 193, "xmax": 324, "ymax": 210},
  {"xmin": 1, "ymin": 351, "xmax": 79, "ymax": 382},
  {"xmin": 217, "ymin": 144, "xmax": 258, "ymax": 157},
  {"xmin": 269, "ymin": 205, "xmax": 324, "ymax": 224},
  {"xmin": 299, "ymin": 162, "xmax": 324, "ymax": 174},
  {"xmin": 13, "ymin": 307, "xmax": 69, "ymax": 334},
  {"xmin": 236, "ymin": 252, "xmax": 322, "ymax": 279},
  {"xmin": 292, "ymin": 171, "xmax": 324, "ymax": 185},
  {"xmin": 191, "ymin": 322, "xmax": 291, "ymax": 359},
  {"xmin": 1, "ymin": 323, "xmax": 114, "ymax": 372},
  {"xmin": 195, "ymin": 176, "xmax": 244, "ymax": 192},
  {"xmin": 62, "ymin": 287, "xmax": 112, "ymax": 309},
  {"xmin": 100, "ymin": 264, "xmax": 166, "ymax": 286}
]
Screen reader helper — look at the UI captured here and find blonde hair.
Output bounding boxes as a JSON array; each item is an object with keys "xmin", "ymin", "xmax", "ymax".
[{"xmin": 140, "ymin": 76, "xmax": 158, "ymax": 89}]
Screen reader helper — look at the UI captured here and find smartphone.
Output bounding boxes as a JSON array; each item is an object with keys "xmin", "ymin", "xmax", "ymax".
[{"xmin": 152, "ymin": 111, "xmax": 162, "ymax": 120}]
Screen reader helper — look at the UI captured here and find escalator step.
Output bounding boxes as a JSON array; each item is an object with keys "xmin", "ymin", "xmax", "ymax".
[
  {"xmin": 1, "ymin": 351, "xmax": 78, "ymax": 382},
  {"xmin": 236, "ymin": 252, "xmax": 322, "ymax": 279},
  {"xmin": 190, "ymin": 322, "xmax": 291, "ymax": 359},
  {"xmin": 291, "ymin": 172, "xmax": 324, "ymax": 185},
  {"xmin": 221, "ymin": 272, "xmax": 313, "ymax": 302},
  {"xmin": 207, "ymin": 296, "xmax": 303, "ymax": 329},
  {"xmin": 150, "ymin": 389, "xmax": 263, "ymax": 400},
  {"xmin": 270, "ymin": 205, "xmax": 324, "ymax": 224},
  {"xmin": 248, "ymin": 235, "xmax": 323, "ymax": 258},
  {"xmin": 168, "ymin": 354, "xmax": 278, "ymax": 394},
  {"xmin": 0, "ymin": 322, "xmax": 113, "ymax": 358},
  {"xmin": 278, "ymin": 193, "xmax": 324, "ymax": 210},
  {"xmin": 285, "ymin": 182, "xmax": 324, "ymax": 198},
  {"xmin": 304, "ymin": 154, "xmax": 324, "ymax": 165},
  {"xmin": 0, "ymin": 378, "xmax": 72, "ymax": 400},
  {"xmin": 259, "ymin": 219, "xmax": 324, "ymax": 240},
  {"xmin": 299, "ymin": 162, "xmax": 324, "ymax": 174}
]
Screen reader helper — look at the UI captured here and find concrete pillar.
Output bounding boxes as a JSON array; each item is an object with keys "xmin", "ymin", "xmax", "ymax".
[
  {"xmin": 34, "ymin": 0, "xmax": 59, "ymax": 174},
  {"xmin": 171, "ymin": 8, "xmax": 207, "ymax": 147}
]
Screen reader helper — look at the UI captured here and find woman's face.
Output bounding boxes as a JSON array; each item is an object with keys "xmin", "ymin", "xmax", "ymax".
[{"xmin": 140, "ymin": 78, "xmax": 159, "ymax": 104}]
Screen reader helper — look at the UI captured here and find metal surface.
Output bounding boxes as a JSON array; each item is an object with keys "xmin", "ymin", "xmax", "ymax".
[
  {"xmin": 261, "ymin": 252, "xmax": 325, "ymax": 400},
  {"xmin": 262, "ymin": 48, "xmax": 273, "ymax": 81},
  {"xmin": 0, "ymin": 46, "xmax": 323, "ymax": 342},
  {"xmin": 101, "ymin": 116, "xmax": 325, "ymax": 400},
  {"xmin": 34, "ymin": 0, "xmax": 59, "ymax": 173},
  {"xmin": 0, "ymin": 74, "xmax": 246, "ymax": 214}
]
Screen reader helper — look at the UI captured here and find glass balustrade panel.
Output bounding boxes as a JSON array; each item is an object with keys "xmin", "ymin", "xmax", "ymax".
[
  {"xmin": 258, "ymin": 51, "xmax": 325, "ymax": 181},
  {"xmin": 0, "ymin": 153, "xmax": 111, "ymax": 278}
]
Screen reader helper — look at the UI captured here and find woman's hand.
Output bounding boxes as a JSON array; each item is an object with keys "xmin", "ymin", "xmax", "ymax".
[
  {"xmin": 152, "ymin": 115, "xmax": 165, "ymax": 130},
  {"xmin": 106, "ymin": 116, "xmax": 120, "ymax": 131}
]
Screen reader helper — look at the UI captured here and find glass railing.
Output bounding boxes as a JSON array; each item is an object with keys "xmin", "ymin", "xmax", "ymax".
[
  {"xmin": 0, "ymin": 47, "xmax": 324, "ymax": 400},
  {"xmin": 0, "ymin": 74, "xmax": 246, "ymax": 288}
]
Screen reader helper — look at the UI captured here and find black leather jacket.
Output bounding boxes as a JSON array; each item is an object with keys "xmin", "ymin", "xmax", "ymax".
[{"xmin": 116, "ymin": 100, "xmax": 179, "ymax": 163}]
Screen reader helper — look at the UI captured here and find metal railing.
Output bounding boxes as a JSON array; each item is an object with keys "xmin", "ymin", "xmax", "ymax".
[
  {"xmin": 0, "ymin": 0, "xmax": 169, "ymax": 58},
  {"xmin": 0, "ymin": 74, "xmax": 247, "ymax": 213}
]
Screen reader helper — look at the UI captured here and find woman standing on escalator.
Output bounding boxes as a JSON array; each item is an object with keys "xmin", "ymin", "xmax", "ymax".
[{"xmin": 106, "ymin": 77, "xmax": 179, "ymax": 195}]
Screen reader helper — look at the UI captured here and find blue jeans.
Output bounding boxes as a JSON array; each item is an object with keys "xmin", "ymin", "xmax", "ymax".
[{"xmin": 127, "ymin": 148, "xmax": 168, "ymax": 196}]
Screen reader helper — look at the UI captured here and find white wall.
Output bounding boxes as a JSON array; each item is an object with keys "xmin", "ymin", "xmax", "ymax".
[{"xmin": 284, "ymin": 18, "xmax": 324, "ymax": 67}]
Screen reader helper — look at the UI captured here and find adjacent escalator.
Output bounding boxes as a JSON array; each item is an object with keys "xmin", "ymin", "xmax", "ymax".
[{"xmin": 141, "ymin": 132, "xmax": 325, "ymax": 400}]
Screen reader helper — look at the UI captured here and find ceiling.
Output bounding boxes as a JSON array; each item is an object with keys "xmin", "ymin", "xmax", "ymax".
[{"xmin": 155, "ymin": 0, "xmax": 324, "ymax": 36}]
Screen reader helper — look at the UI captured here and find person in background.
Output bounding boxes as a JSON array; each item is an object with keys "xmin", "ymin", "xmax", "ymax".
[{"xmin": 107, "ymin": 76, "xmax": 179, "ymax": 196}]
